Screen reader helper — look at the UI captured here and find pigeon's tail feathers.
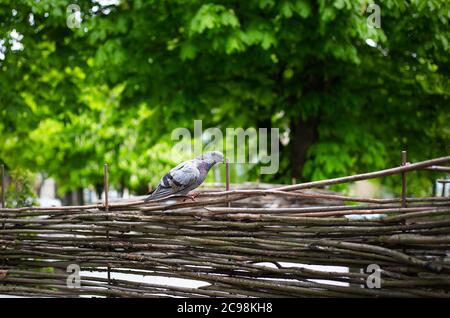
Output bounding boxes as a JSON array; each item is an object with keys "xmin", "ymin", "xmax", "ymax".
[{"xmin": 145, "ymin": 186, "xmax": 175, "ymax": 201}]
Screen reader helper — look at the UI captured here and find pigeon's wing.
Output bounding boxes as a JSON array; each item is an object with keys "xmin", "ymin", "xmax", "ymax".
[
  {"xmin": 146, "ymin": 160, "xmax": 200, "ymax": 200},
  {"xmin": 168, "ymin": 161, "xmax": 201, "ymax": 191}
]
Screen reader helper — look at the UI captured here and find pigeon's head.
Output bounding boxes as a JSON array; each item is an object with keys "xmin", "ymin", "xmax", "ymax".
[{"xmin": 198, "ymin": 151, "xmax": 225, "ymax": 166}]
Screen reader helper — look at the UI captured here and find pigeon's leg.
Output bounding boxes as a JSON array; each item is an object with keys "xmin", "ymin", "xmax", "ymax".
[
  {"xmin": 182, "ymin": 192, "xmax": 200, "ymax": 202},
  {"xmin": 182, "ymin": 196, "xmax": 195, "ymax": 202},
  {"xmin": 190, "ymin": 192, "xmax": 200, "ymax": 199}
]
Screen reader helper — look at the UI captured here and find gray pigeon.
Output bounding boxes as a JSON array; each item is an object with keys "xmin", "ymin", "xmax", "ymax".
[{"xmin": 145, "ymin": 151, "xmax": 225, "ymax": 201}]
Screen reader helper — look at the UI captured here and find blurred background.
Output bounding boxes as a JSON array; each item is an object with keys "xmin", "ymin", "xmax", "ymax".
[{"xmin": 0, "ymin": 0, "xmax": 448, "ymax": 207}]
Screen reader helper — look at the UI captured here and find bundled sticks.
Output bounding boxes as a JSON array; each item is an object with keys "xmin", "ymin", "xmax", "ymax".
[{"xmin": 0, "ymin": 156, "xmax": 449, "ymax": 297}]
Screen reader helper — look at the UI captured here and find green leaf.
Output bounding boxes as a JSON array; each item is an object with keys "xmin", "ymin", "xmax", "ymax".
[{"xmin": 180, "ymin": 42, "xmax": 198, "ymax": 60}]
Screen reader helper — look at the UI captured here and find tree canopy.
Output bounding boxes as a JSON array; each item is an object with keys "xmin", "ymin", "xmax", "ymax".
[{"xmin": 0, "ymin": 0, "xmax": 448, "ymax": 198}]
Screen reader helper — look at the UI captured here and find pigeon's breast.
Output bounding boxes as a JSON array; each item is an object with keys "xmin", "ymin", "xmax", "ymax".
[{"xmin": 197, "ymin": 161, "xmax": 212, "ymax": 182}]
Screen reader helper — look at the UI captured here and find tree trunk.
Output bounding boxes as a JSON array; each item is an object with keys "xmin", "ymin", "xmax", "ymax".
[
  {"xmin": 95, "ymin": 183, "xmax": 103, "ymax": 200},
  {"xmin": 63, "ymin": 192, "xmax": 73, "ymax": 206},
  {"xmin": 76, "ymin": 187, "xmax": 84, "ymax": 205},
  {"xmin": 62, "ymin": 188, "xmax": 84, "ymax": 206},
  {"xmin": 290, "ymin": 116, "xmax": 319, "ymax": 181}
]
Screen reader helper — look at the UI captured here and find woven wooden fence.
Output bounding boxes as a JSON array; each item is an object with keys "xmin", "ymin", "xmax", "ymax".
[{"xmin": 1, "ymin": 156, "xmax": 450, "ymax": 297}]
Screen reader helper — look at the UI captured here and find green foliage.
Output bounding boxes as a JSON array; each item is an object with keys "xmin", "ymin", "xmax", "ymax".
[
  {"xmin": 5, "ymin": 169, "xmax": 37, "ymax": 207},
  {"xmin": 0, "ymin": 0, "xmax": 448, "ymax": 196}
]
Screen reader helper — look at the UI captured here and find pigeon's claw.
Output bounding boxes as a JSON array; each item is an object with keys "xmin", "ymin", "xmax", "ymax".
[
  {"xmin": 182, "ymin": 196, "xmax": 195, "ymax": 202},
  {"xmin": 182, "ymin": 192, "xmax": 200, "ymax": 202},
  {"xmin": 191, "ymin": 192, "xmax": 200, "ymax": 199}
]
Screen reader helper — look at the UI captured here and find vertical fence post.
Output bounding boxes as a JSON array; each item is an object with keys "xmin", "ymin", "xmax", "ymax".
[
  {"xmin": 1, "ymin": 164, "xmax": 5, "ymax": 267},
  {"xmin": 1, "ymin": 164, "xmax": 5, "ymax": 209},
  {"xmin": 104, "ymin": 163, "xmax": 112, "ymax": 294},
  {"xmin": 401, "ymin": 151, "xmax": 407, "ymax": 208},
  {"xmin": 225, "ymin": 159, "xmax": 230, "ymax": 208}
]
